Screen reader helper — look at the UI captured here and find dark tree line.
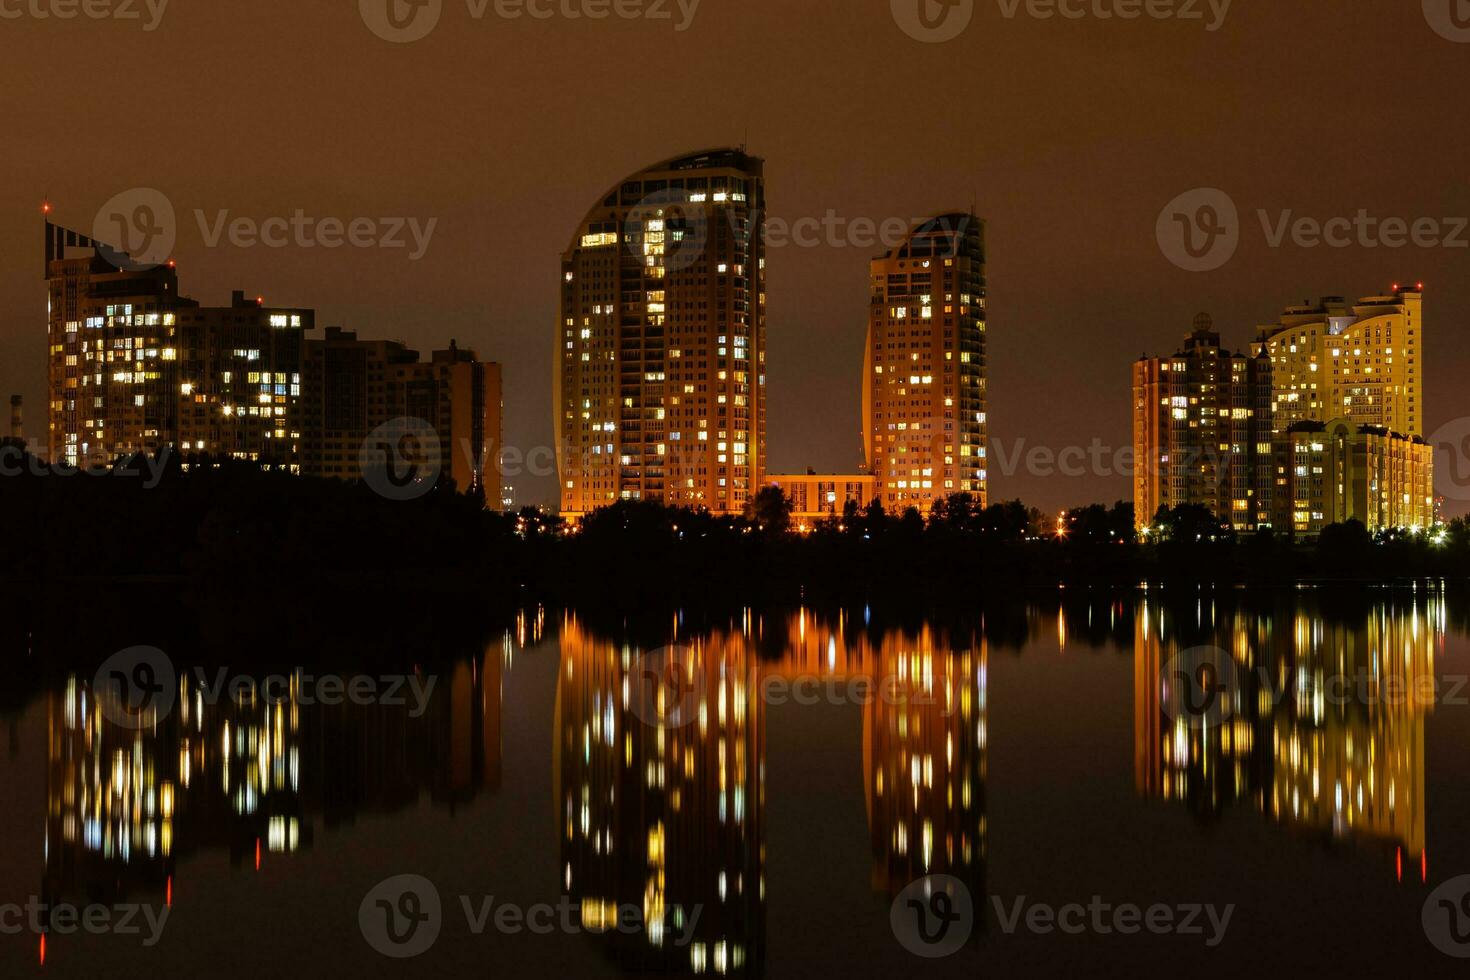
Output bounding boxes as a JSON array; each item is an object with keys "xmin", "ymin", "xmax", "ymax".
[{"xmin": 3, "ymin": 456, "xmax": 1468, "ymax": 613}]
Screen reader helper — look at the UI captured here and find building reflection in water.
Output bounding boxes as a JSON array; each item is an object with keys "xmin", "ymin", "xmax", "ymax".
[
  {"xmin": 556, "ymin": 610, "xmax": 988, "ymax": 974},
  {"xmin": 773, "ymin": 612, "xmax": 987, "ymax": 903},
  {"xmin": 556, "ymin": 615, "xmax": 766, "ymax": 976},
  {"xmin": 42, "ymin": 632, "xmax": 516, "ymax": 912},
  {"xmin": 1133, "ymin": 594, "xmax": 1441, "ymax": 874}
]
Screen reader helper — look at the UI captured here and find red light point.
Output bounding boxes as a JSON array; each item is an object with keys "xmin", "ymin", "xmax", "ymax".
[
  {"xmin": 39, "ymin": 934, "xmax": 46, "ymax": 966},
  {"xmin": 255, "ymin": 838, "xmax": 262, "ymax": 870},
  {"xmin": 42, "ymin": 201, "xmax": 52, "ymax": 215},
  {"xmin": 167, "ymin": 875, "xmax": 174, "ymax": 907}
]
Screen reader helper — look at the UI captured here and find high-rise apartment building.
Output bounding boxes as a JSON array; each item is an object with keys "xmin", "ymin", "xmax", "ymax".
[
  {"xmin": 1132, "ymin": 316, "xmax": 1276, "ymax": 532},
  {"xmin": 46, "ymin": 221, "xmax": 309, "ymax": 469},
  {"xmin": 303, "ymin": 327, "xmax": 503, "ymax": 503},
  {"xmin": 556, "ymin": 149, "xmax": 767, "ymax": 518},
  {"xmin": 46, "ymin": 217, "xmax": 502, "ymax": 501},
  {"xmin": 176, "ymin": 291, "xmax": 312, "ymax": 469},
  {"xmin": 863, "ymin": 213, "xmax": 987, "ymax": 514},
  {"xmin": 1253, "ymin": 286, "xmax": 1431, "ymax": 534},
  {"xmin": 1253, "ymin": 287, "xmax": 1424, "ymax": 437}
]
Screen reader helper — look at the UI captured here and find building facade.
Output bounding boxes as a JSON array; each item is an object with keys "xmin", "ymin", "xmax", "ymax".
[
  {"xmin": 302, "ymin": 327, "xmax": 503, "ymax": 502},
  {"xmin": 1254, "ymin": 286, "xmax": 1431, "ymax": 534},
  {"xmin": 1132, "ymin": 316, "xmax": 1276, "ymax": 532},
  {"xmin": 764, "ymin": 472, "xmax": 875, "ymax": 529},
  {"xmin": 1253, "ymin": 287, "xmax": 1424, "ymax": 437},
  {"xmin": 46, "ymin": 224, "xmax": 311, "ymax": 470},
  {"xmin": 556, "ymin": 149, "xmax": 767, "ymax": 519},
  {"xmin": 46, "ymin": 218, "xmax": 501, "ymax": 501},
  {"xmin": 176, "ymin": 291, "xmax": 313, "ymax": 469},
  {"xmin": 1276, "ymin": 419, "xmax": 1434, "ymax": 535},
  {"xmin": 863, "ymin": 213, "xmax": 987, "ymax": 514}
]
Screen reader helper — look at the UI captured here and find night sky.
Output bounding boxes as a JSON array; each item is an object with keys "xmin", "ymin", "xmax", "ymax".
[{"xmin": 4, "ymin": 0, "xmax": 1467, "ymax": 514}]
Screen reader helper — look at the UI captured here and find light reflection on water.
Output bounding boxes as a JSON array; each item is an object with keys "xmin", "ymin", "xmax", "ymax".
[{"xmin": 6, "ymin": 590, "xmax": 1468, "ymax": 976}]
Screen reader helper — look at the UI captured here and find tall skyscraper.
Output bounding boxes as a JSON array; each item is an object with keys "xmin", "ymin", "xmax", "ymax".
[
  {"xmin": 1132, "ymin": 316, "xmax": 1276, "ymax": 532},
  {"xmin": 863, "ymin": 213, "xmax": 987, "ymax": 514},
  {"xmin": 556, "ymin": 149, "xmax": 767, "ymax": 518}
]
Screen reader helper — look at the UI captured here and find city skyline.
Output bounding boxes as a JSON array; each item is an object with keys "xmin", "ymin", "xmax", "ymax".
[
  {"xmin": 21, "ymin": 201, "xmax": 1453, "ymax": 534},
  {"xmin": 4, "ymin": 3, "xmax": 1467, "ymax": 516}
]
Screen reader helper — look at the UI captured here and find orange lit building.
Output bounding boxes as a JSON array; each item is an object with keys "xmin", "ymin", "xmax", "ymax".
[
  {"xmin": 556, "ymin": 149, "xmax": 767, "ymax": 519},
  {"xmin": 1132, "ymin": 315, "xmax": 1276, "ymax": 532},
  {"xmin": 864, "ymin": 213, "xmax": 987, "ymax": 514}
]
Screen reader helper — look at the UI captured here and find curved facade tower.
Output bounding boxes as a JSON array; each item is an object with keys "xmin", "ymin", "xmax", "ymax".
[
  {"xmin": 556, "ymin": 149, "xmax": 767, "ymax": 518},
  {"xmin": 863, "ymin": 213, "xmax": 987, "ymax": 513}
]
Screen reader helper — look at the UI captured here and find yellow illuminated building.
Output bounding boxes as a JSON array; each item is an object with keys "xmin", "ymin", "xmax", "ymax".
[
  {"xmin": 1254, "ymin": 286, "xmax": 1432, "ymax": 534},
  {"xmin": 1254, "ymin": 287, "xmax": 1424, "ymax": 437},
  {"xmin": 1276, "ymin": 419, "xmax": 1434, "ymax": 535},
  {"xmin": 556, "ymin": 150, "xmax": 767, "ymax": 519},
  {"xmin": 864, "ymin": 214, "xmax": 987, "ymax": 513}
]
